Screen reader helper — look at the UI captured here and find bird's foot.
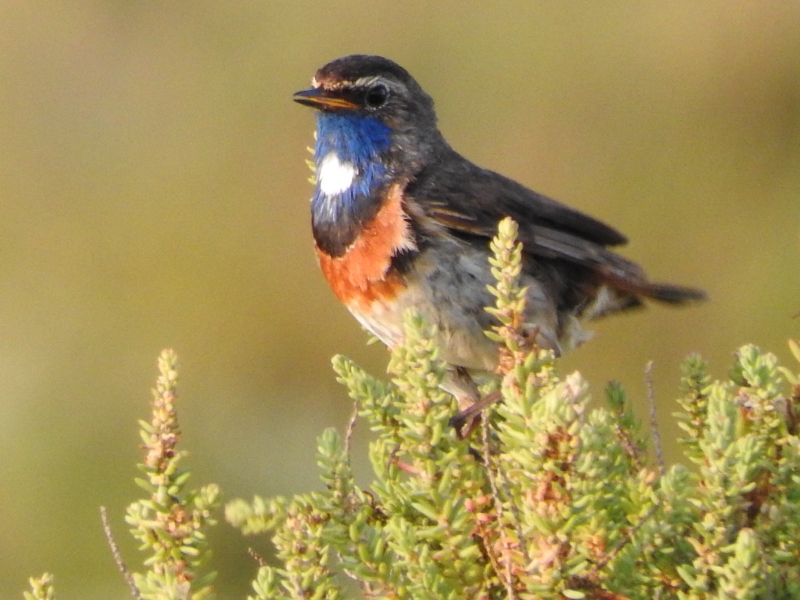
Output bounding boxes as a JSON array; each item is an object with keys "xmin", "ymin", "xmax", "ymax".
[{"xmin": 449, "ymin": 390, "xmax": 502, "ymax": 439}]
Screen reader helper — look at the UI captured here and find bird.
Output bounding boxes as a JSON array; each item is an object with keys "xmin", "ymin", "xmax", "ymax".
[{"xmin": 293, "ymin": 54, "xmax": 705, "ymax": 427}]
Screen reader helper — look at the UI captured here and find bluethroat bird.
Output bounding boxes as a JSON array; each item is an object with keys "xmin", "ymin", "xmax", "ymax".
[{"xmin": 294, "ymin": 55, "xmax": 705, "ymax": 430}]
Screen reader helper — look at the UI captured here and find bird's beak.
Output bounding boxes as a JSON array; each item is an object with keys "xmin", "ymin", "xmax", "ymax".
[{"xmin": 293, "ymin": 88, "xmax": 358, "ymax": 111}]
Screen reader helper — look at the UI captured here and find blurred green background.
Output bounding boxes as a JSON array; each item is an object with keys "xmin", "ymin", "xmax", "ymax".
[{"xmin": 1, "ymin": 1, "xmax": 798, "ymax": 597}]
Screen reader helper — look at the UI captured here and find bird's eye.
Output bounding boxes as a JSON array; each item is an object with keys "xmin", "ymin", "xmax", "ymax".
[{"xmin": 364, "ymin": 84, "xmax": 388, "ymax": 109}]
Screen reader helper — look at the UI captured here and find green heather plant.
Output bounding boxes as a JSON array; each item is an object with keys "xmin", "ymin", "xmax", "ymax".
[
  {"xmin": 23, "ymin": 574, "xmax": 55, "ymax": 600},
  {"xmin": 226, "ymin": 219, "xmax": 800, "ymax": 599},
  {"xmin": 124, "ymin": 349, "xmax": 220, "ymax": 600},
  {"xmin": 25, "ymin": 350, "xmax": 223, "ymax": 600},
  {"xmin": 25, "ymin": 219, "xmax": 800, "ymax": 599}
]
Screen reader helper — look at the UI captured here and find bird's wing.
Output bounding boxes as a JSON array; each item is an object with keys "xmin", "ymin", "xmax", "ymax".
[
  {"xmin": 406, "ymin": 156, "xmax": 706, "ymax": 305},
  {"xmin": 407, "ymin": 158, "xmax": 641, "ymax": 276}
]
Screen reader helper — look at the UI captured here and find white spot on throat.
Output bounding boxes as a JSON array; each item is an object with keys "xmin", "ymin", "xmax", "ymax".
[{"xmin": 318, "ymin": 152, "xmax": 356, "ymax": 196}]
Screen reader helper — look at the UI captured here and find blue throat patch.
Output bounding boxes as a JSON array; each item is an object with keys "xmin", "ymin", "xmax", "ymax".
[{"xmin": 312, "ymin": 112, "xmax": 392, "ymax": 233}]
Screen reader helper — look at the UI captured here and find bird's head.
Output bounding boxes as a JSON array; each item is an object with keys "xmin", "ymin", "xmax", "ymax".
[
  {"xmin": 294, "ymin": 55, "xmax": 448, "ymax": 256},
  {"xmin": 294, "ymin": 55, "xmax": 445, "ymax": 179}
]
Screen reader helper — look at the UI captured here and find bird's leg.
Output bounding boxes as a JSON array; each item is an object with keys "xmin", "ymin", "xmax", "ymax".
[
  {"xmin": 443, "ymin": 366, "xmax": 502, "ymax": 439},
  {"xmin": 449, "ymin": 390, "xmax": 502, "ymax": 437}
]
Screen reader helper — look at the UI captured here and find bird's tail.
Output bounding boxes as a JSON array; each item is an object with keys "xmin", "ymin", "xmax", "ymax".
[
  {"xmin": 584, "ymin": 275, "xmax": 706, "ymax": 322},
  {"xmin": 595, "ymin": 259, "xmax": 707, "ymax": 306},
  {"xmin": 637, "ymin": 281, "xmax": 708, "ymax": 304}
]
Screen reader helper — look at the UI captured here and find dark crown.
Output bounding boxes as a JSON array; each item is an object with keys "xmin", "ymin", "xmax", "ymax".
[{"xmin": 313, "ymin": 55, "xmax": 414, "ymax": 89}]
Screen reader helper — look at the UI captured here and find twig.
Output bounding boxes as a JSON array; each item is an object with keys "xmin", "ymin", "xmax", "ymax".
[
  {"xmin": 591, "ymin": 502, "xmax": 661, "ymax": 574},
  {"xmin": 482, "ymin": 412, "xmax": 517, "ymax": 600},
  {"xmin": 493, "ymin": 446, "xmax": 531, "ymax": 569},
  {"xmin": 344, "ymin": 399, "xmax": 359, "ymax": 460},
  {"xmin": 645, "ymin": 361, "xmax": 665, "ymax": 475},
  {"xmin": 615, "ymin": 421, "xmax": 644, "ymax": 473},
  {"xmin": 248, "ymin": 547, "xmax": 267, "ymax": 568},
  {"xmin": 100, "ymin": 506, "xmax": 143, "ymax": 600}
]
